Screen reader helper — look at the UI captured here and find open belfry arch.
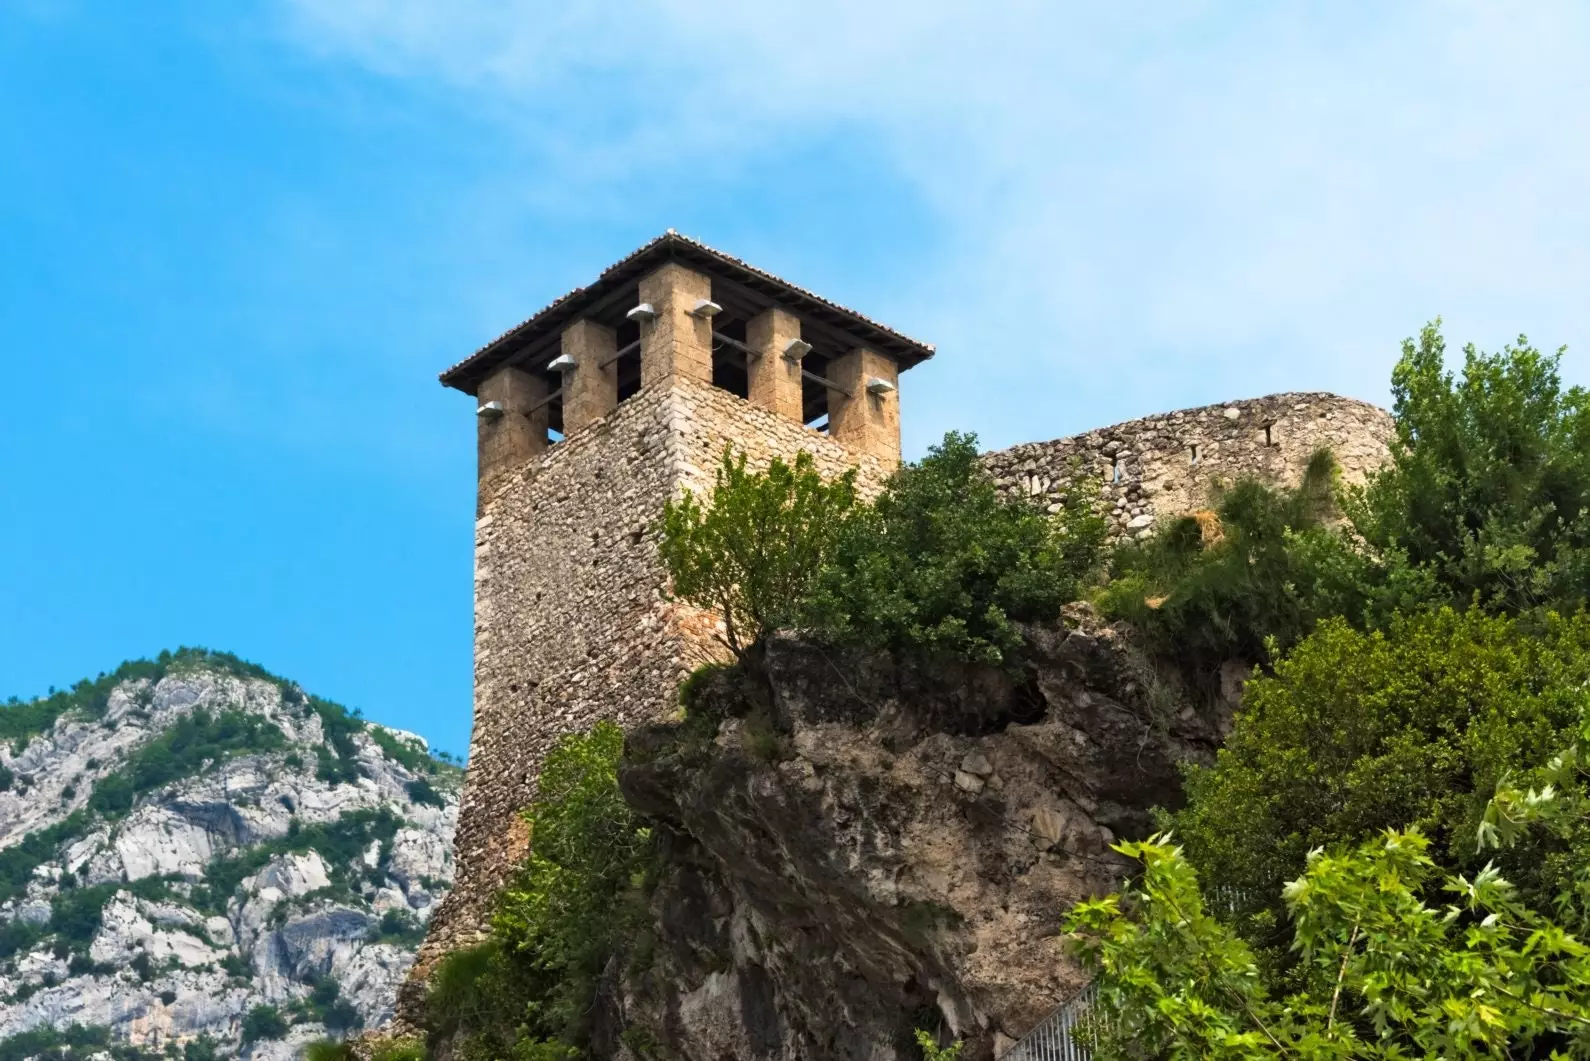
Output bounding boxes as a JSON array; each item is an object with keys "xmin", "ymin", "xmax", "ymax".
[{"xmin": 402, "ymin": 232, "xmax": 933, "ymax": 1003}]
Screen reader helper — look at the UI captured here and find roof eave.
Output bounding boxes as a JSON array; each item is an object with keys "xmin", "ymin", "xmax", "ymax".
[{"xmin": 437, "ymin": 232, "xmax": 934, "ymax": 395}]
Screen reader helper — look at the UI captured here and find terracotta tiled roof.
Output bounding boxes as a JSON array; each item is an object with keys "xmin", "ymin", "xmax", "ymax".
[{"xmin": 439, "ymin": 230, "xmax": 935, "ymax": 393}]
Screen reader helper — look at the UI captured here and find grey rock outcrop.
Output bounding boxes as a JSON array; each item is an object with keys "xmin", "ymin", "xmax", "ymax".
[{"xmin": 608, "ymin": 605, "xmax": 1232, "ymax": 1060}]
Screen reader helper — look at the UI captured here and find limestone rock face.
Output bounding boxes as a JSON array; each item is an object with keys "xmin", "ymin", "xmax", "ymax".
[
  {"xmin": 0, "ymin": 662, "xmax": 460, "ymax": 1058},
  {"xmin": 610, "ymin": 605, "xmax": 1233, "ymax": 1061}
]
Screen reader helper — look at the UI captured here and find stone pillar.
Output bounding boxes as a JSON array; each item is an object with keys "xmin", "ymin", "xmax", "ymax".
[
  {"xmin": 746, "ymin": 307, "xmax": 804, "ymax": 422},
  {"xmin": 477, "ymin": 365, "xmax": 548, "ymax": 483},
  {"xmin": 638, "ymin": 263, "xmax": 714, "ymax": 388},
  {"xmin": 561, "ymin": 319, "xmax": 618, "ymax": 434},
  {"xmin": 828, "ymin": 347, "xmax": 901, "ymax": 465}
]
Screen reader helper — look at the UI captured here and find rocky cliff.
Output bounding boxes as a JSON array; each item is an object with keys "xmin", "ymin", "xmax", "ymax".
[
  {"xmin": 0, "ymin": 651, "xmax": 458, "ymax": 1060},
  {"xmin": 603, "ymin": 605, "xmax": 1232, "ymax": 1061}
]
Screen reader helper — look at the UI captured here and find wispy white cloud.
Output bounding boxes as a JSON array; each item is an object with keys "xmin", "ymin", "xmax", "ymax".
[{"xmin": 275, "ymin": 0, "xmax": 1590, "ymax": 450}]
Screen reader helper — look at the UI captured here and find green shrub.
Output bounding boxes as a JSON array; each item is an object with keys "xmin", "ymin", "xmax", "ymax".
[
  {"xmin": 304, "ymin": 1042, "xmax": 354, "ymax": 1061},
  {"xmin": 1349, "ymin": 321, "xmax": 1590, "ymax": 616},
  {"xmin": 369, "ymin": 726, "xmax": 433, "ymax": 774},
  {"xmin": 89, "ymin": 708, "xmax": 286, "ymax": 818},
  {"xmin": 311, "ymin": 697, "xmax": 368, "ymax": 785},
  {"xmin": 805, "ymin": 431, "xmax": 1107, "ymax": 665},
  {"xmin": 0, "ymin": 811, "xmax": 88, "ymax": 907},
  {"xmin": 660, "ymin": 448, "xmax": 858, "ymax": 660},
  {"xmin": 1098, "ymin": 450, "xmax": 1411, "ymax": 689},
  {"xmin": 1168, "ymin": 607, "xmax": 1590, "ymax": 932},
  {"xmin": 181, "ymin": 1036, "xmax": 220, "ymax": 1061},
  {"xmin": 1067, "ymin": 825, "xmax": 1590, "ymax": 1060},
  {"xmin": 406, "ymin": 777, "xmax": 445, "ymax": 808},
  {"xmin": 370, "ymin": 1040, "xmax": 427, "ymax": 1061},
  {"xmin": 913, "ymin": 1030, "xmax": 963, "ymax": 1061},
  {"xmin": 426, "ymin": 723, "xmax": 649, "ymax": 1056},
  {"xmin": 241, "ymin": 1004, "xmax": 288, "ymax": 1044},
  {"xmin": 370, "ymin": 908, "xmax": 425, "ymax": 946}
]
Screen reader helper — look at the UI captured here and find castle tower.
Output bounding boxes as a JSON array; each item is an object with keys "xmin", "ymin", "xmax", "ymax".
[{"xmin": 412, "ymin": 232, "xmax": 934, "ymax": 978}]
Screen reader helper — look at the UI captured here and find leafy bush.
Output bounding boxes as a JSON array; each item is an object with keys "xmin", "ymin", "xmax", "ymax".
[
  {"xmin": 311, "ymin": 697, "xmax": 368, "ymax": 786},
  {"xmin": 307, "ymin": 1039, "xmax": 426, "ymax": 1061},
  {"xmin": 426, "ymin": 723, "xmax": 649, "ymax": 1057},
  {"xmin": 371, "ymin": 908, "xmax": 426, "ymax": 946},
  {"xmin": 50, "ymin": 883, "xmax": 119, "ymax": 951},
  {"xmin": 1101, "ymin": 325, "xmax": 1590, "ymax": 695},
  {"xmin": 913, "ymin": 1029, "xmax": 964, "ymax": 1061},
  {"xmin": 0, "ymin": 811, "xmax": 88, "ymax": 906},
  {"xmin": 304, "ymin": 1042, "xmax": 354, "ymax": 1061},
  {"xmin": 406, "ymin": 777, "xmax": 445, "ymax": 808},
  {"xmin": 1168, "ymin": 607, "xmax": 1590, "ymax": 932},
  {"xmin": 806, "ymin": 432, "xmax": 1107, "ymax": 665},
  {"xmin": 298, "ymin": 977, "xmax": 363, "ymax": 1034},
  {"xmin": 241, "ymin": 1004, "xmax": 288, "ymax": 1045},
  {"xmin": 1100, "ymin": 451, "xmax": 1404, "ymax": 688},
  {"xmin": 1068, "ymin": 822, "xmax": 1590, "ymax": 1058},
  {"xmin": 1350, "ymin": 321, "xmax": 1590, "ymax": 616},
  {"xmin": 661, "ymin": 448, "xmax": 858, "ymax": 660},
  {"xmin": 369, "ymin": 726, "xmax": 433, "ymax": 774}
]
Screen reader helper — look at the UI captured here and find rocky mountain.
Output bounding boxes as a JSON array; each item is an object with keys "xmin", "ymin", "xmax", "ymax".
[{"xmin": 0, "ymin": 650, "xmax": 459, "ymax": 1061}]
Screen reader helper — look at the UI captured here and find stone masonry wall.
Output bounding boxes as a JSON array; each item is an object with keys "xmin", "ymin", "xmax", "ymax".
[
  {"xmin": 981, "ymin": 392, "xmax": 1393, "ymax": 539},
  {"xmin": 405, "ymin": 377, "xmax": 891, "ymax": 1005}
]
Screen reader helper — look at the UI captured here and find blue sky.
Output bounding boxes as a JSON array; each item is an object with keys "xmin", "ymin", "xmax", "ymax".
[{"xmin": 3, "ymin": 2, "xmax": 1588, "ymax": 756}]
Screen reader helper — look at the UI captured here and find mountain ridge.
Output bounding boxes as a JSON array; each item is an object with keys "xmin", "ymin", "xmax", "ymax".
[{"xmin": 0, "ymin": 649, "xmax": 460, "ymax": 1060}]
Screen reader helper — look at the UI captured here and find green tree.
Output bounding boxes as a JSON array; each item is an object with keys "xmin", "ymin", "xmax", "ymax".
[
  {"xmin": 1100, "ymin": 450, "xmax": 1403, "ymax": 689},
  {"xmin": 806, "ymin": 431, "xmax": 1107, "ymax": 665},
  {"xmin": 427, "ymin": 723, "xmax": 648, "ymax": 1058},
  {"xmin": 1066, "ymin": 827, "xmax": 1590, "ymax": 1059},
  {"xmin": 1168, "ymin": 607, "xmax": 1590, "ymax": 934},
  {"xmin": 241, "ymin": 1004, "xmax": 288, "ymax": 1045},
  {"xmin": 660, "ymin": 448, "xmax": 858, "ymax": 660},
  {"xmin": 1350, "ymin": 321, "xmax": 1590, "ymax": 616}
]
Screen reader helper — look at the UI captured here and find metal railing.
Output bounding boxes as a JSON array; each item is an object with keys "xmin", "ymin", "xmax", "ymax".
[{"xmin": 997, "ymin": 983, "xmax": 1098, "ymax": 1061}]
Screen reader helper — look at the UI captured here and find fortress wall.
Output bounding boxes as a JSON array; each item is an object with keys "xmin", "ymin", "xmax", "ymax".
[
  {"xmin": 410, "ymin": 376, "xmax": 889, "ymax": 987},
  {"xmin": 981, "ymin": 392, "xmax": 1393, "ymax": 538}
]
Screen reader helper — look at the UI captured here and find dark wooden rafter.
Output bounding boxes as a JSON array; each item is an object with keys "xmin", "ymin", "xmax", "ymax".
[{"xmin": 440, "ymin": 232, "xmax": 932, "ymax": 395}]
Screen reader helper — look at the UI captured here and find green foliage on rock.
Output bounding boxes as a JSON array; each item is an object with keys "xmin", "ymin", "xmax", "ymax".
[
  {"xmin": 0, "ymin": 811, "xmax": 89, "ymax": 909},
  {"xmin": 661, "ymin": 448, "xmax": 858, "ymax": 660},
  {"xmin": 1168, "ymin": 607, "xmax": 1590, "ymax": 932},
  {"xmin": 1068, "ymin": 824, "xmax": 1590, "ymax": 1058},
  {"xmin": 806, "ymin": 431, "xmax": 1107, "ymax": 666},
  {"xmin": 914, "ymin": 1029, "xmax": 964, "ymax": 1061},
  {"xmin": 0, "ymin": 647, "xmax": 280, "ymax": 749},
  {"xmin": 193, "ymin": 807, "xmax": 400, "ymax": 915},
  {"xmin": 1350, "ymin": 322, "xmax": 1590, "ymax": 616},
  {"xmin": 1102, "ymin": 324, "xmax": 1590, "ymax": 689},
  {"xmin": 311, "ymin": 695, "xmax": 369, "ymax": 785},
  {"xmin": 91, "ymin": 708, "xmax": 286, "ymax": 817},
  {"xmin": 1100, "ymin": 451, "xmax": 1404, "ymax": 687},
  {"xmin": 0, "ymin": 1023, "xmax": 167, "ymax": 1061},
  {"xmin": 660, "ymin": 434, "xmax": 1105, "ymax": 667},
  {"xmin": 241, "ymin": 1004, "xmax": 288, "ymax": 1045},
  {"xmin": 425, "ymin": 722, "xmax": 649, "ymax": 1059}
]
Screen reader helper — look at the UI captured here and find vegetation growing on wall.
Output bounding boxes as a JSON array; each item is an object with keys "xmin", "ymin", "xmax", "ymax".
[
  {"xmin": 1074, "ymin": 326, "xmax": 1590, "ymax": 1056},
  {"xmin": 424, "ymin": 723, "xmax": 648, "ymax": 1060},
  {"xmin": 661, "ymin": 431, "xmax": 1106, "ymax": 668},
  {"xmin": 661, "ymin": 449, "xmax": 858, "ymax": 660},
  {"xmin": 1168, "ymin": 607, "xmax": 1590, "ymax": 934},
  {"xmin": 807, "ymin": 431, "xmax": 1107, "ymax": 666}
]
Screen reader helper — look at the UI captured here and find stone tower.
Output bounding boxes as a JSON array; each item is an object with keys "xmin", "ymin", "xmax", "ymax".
[{"xmin": 410, "ymin": 232, "xmax": 934, "ymax": 982}]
